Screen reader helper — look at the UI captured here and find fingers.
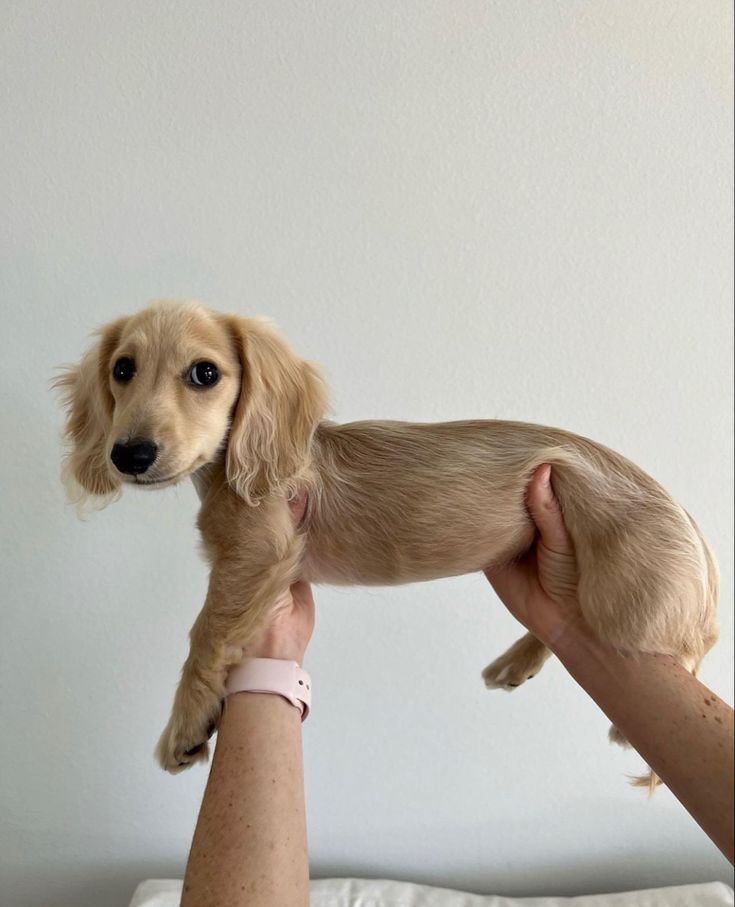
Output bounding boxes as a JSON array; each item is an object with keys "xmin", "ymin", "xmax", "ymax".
[
  {"xmin": 526, "ymin": 465, "xmax": 573, "ymax": 555},
  {"xmin": 290, "ymin": 581, "xmax": 314, "ymax": 610}
]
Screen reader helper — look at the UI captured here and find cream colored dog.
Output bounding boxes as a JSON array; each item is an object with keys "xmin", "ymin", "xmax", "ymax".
[{"xmin": 56, "ymin": 300, "xmax": 719, "ymax": 777}]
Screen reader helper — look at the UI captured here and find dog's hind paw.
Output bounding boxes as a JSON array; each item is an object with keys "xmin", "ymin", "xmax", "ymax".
[
  {"xmin": 482, "ymin": 634, "xmax": 551, "ymax": 691},
  {"xmin": 482, "ymin": 657, "xmax": 536, "ymax": 690}
]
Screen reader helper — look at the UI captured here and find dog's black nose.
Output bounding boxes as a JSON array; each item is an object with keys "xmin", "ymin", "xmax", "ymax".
[{"xmin": 110, "ymin": 440, "xmax": 159, "ymax": 475}]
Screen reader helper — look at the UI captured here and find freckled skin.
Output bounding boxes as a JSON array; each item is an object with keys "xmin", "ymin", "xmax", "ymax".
[
  {"xmin": 181, "ymin": 694, "xmax": 309, "ymax": 907},
  {"xmin": 553, "ymin": 622, "xmax": 733, "ymax": 863}
]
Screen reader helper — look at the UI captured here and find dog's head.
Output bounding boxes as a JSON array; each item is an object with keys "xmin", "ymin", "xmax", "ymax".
[{"xmin": 54, "ymin": 300, "xmax": 327, "ymax": 507}]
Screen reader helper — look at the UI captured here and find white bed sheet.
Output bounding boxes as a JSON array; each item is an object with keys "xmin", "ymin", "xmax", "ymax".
[{"xmin": 129, "ymin": 878, "xmax": 733, "ymax": 907}]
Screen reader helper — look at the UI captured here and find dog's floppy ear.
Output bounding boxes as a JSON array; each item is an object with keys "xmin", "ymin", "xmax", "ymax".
[
  {"xmin": 53, "ymin": 317, "xmax": 129, "ymax": 505},
  {"xmin": 224, "ymin": 316, "xmax": 328, "ymax": 503}
]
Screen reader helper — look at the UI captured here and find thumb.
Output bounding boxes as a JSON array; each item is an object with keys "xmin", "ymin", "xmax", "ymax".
[{"xmin": 526, "ymin": 465, "xmax": 573, "ymax": 555}]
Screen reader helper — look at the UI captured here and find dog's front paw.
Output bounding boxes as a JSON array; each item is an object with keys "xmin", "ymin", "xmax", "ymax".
[{"xmin": 155, "ymin": 689, "xmax": 222, "ymax": 774}]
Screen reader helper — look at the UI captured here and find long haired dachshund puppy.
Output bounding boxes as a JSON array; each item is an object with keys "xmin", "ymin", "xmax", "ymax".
[{"xmin": 55, "ymin": 300, "xmax": 719, "ymax": 780}]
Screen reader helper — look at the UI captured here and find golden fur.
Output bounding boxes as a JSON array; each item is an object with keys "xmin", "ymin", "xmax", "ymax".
[{"xmin": 55, "ymin": 300, "xmax": 719, "ymax": 780}]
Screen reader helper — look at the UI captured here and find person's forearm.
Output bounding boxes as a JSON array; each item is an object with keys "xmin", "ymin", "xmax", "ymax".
[
  {"xmin": 551, "ymin": 621, "xmax": 734, "ymax": 863},
  {"xmin": 181, "ymin": 693, "xmax": 309, "ymax": 907}
]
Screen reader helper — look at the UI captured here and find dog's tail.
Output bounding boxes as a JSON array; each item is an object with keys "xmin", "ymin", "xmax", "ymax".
[
  {"xmin": 630, "ymin": 768, "xmax": 662, "ymax": 796},
  {"xmin": 609, "ymin": 722, "xmax": 662, "ymax": 794}
]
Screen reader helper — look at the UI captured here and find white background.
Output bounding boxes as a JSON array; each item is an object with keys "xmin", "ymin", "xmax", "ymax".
[{"xmin": 1, "ymin": 3, "xmax": 732, "ymax": 906}]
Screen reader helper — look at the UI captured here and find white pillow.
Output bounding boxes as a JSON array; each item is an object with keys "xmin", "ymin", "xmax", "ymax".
[{"xmin": 129, "ymin": 877, "xmax": 733, "ymax": 907}]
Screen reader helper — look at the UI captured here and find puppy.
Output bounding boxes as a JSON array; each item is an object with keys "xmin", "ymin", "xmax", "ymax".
[{"xmin": 55, "ymin": 300, "xmax": 719, "ymax": 778}]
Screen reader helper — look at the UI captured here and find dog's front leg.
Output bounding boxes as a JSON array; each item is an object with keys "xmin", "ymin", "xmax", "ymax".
[
  {"xmin": 156, "ymin": 502, "xmax": 303, "ymax": 773},
  {"xmin": 155, "ymin": 588, "xmax": 229, "ymax": 774}
]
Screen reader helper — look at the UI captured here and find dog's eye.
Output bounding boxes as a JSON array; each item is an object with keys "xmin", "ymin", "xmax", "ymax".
[
  {"xmin": 113, "ymin": 357, "xmax": 136, "ymax": 383},
  {"xmin": 188, "ymin": 361, "xmax": 219, "ymax": 387}
]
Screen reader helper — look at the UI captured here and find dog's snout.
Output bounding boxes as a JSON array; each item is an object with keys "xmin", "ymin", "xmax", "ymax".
[{"xmin": 111, "ymin": 439, "xmax": 159, "ymax": 475}]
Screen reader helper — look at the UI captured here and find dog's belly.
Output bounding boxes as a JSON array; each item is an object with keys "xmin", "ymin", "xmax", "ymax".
[
  {"xmin": 299, "ymin": 537, "xmax": 528, "ymax": 586},
  {"xmin": 300, "ymin": 499, "xmax": 536, "ymax": 586}
]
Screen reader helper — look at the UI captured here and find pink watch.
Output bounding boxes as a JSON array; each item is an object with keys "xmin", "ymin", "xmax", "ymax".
[{"xmin": 225, "ymin": 658, "xmax": 311, "ymax": 720}]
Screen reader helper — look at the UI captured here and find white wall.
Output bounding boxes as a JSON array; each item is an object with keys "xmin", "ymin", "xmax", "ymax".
[{"xmin": 1, "ymin": 2, "xmax": 732, "ymax": 905}]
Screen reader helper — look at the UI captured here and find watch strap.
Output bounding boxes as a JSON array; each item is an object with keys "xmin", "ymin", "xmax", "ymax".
[{"xmin": 225, "ymin": 658, "xmax": 311, "ymax": 720}]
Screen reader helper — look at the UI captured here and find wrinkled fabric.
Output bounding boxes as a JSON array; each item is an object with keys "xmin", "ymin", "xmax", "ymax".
[{"xmin": 129, "ymin": 878, "xmax": 734, "ymax": 907}]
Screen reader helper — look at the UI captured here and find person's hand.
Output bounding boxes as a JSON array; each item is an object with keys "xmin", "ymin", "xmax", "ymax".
[
  {"xmin": 239, "ymin": 494, "xmax": 315, "ymax": 665},
  {"xmin": 240, "ymin": 581, "xmax": 315, "ymax": 666},
  {"xmin": 485, "ymin": 464, "xmax": 583, "ymax": 649}
]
